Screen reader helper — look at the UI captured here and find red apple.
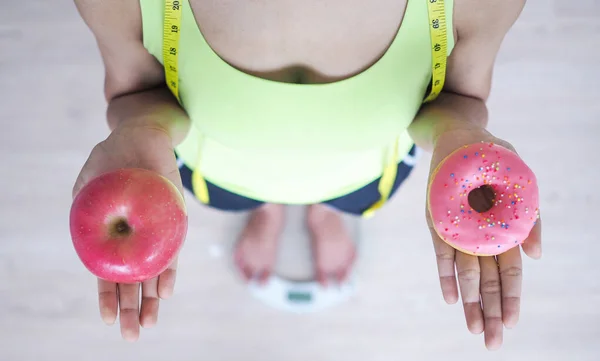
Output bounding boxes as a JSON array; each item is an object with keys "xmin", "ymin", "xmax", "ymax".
[{"xmin": 70, "ymin": 168, "xmax": 188, "ymax": 283}]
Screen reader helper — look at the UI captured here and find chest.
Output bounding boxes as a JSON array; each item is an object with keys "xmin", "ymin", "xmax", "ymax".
[{"xmin": 188, "ymin": 0, "xmax": 409, "ymax": 83}]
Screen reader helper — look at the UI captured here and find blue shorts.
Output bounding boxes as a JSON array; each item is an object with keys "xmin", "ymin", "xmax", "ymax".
[{"xmin": 177, "ymin": 145, "xmax": 419, "ymax": 216}]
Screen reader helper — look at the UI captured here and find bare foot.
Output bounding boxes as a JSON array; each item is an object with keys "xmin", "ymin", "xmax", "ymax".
[
  {"xmin": 307, "ymin": 204, "xmax": 356, "ymax": 287},
  {"xmin": 234, "ymin": 203, "xmax": 285, "ymax": 284}
]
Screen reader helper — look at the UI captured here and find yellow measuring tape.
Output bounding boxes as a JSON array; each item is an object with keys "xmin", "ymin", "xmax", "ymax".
[
  {"xmin": 162, "ymin": 0, "xmax": 447, "ymax": 211},
  {"xmin": 163, "ymin": 0, "xmax": 182, "ymax": 101},
  {"xmin": 423, "ymin": 0, "xmax": 448, "ymax": 103},
  {"xmin": 163, "ymin": 0, "xmax": 210, "ymax": 204}
]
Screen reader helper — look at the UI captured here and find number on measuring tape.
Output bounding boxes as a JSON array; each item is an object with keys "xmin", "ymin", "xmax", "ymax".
[
  {"xmin": 163, "ymin": 0, "xmax": 183, "ymax": 101},
  {"xmin": 423, "ymin": 0, "xmax": 447, "ymax": 103}
]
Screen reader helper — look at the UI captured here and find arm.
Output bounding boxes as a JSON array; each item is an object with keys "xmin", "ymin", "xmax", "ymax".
[
  {"xmin": 74, "ymin": 0, "xmax": 190, "ymax": 145},
  {"xmin": 73, "ymin": 0, "xmax": 191, "ymax": 341},
  {"xmin": 407, "ymin": 0, "xmax": 542, "ymax": 351},
  {"xmin": 408, "ymin": 0, "xmax": 527, "ymax": 151}
]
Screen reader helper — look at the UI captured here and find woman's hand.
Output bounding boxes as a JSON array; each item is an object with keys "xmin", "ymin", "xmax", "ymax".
[
  {"xmin": 72, "ymin": 121, "xmax": 185, "ymax": 342},
  {"xmin": 426, "ymin": 127, "xmax": 542, "ymax": 350}
]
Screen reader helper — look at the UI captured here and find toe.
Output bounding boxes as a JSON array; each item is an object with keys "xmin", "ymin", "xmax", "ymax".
[
  {"xmin": 336, "ymin": 268, "xmax": 349, "ymax": 284},
  {"xmin": 335, "ymin": 261, "xmax": 353, "ymax": 284},
  {"xmin": 233, "ymin": 249, "xmax": 250, "ymax": 281},
  {"xmin": 337, "ymin": 246, "xmax": 357, "ymax": 283},
  {"xmin": 242, "ymin": 265, "xmax": 253, "ymax": 281},
  {"xmin": 233, "ymin": 247, "xmax": 244, "ymax": 269},
  {"xmin": 317, "ymin": 269, "xmax": 328, "ymax": 287},
  {"xmin": 258, "ymin": 269, "xmax": 271, "ymax": 284}
]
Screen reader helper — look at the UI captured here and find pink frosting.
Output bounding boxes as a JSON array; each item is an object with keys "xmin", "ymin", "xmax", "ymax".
[{"xmin": 428, "ymin": 142, "xmax": 539, "ymax": 256}]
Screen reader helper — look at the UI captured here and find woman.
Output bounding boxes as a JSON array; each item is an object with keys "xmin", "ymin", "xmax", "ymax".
[{"xmin": 73, "ymin": 0, "xmax": 542, "ymax": 349}]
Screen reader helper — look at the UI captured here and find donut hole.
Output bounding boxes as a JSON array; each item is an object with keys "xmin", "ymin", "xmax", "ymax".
[{"xmin": 468, "ymin": 185, "xmax": 496, "ymax": 213}]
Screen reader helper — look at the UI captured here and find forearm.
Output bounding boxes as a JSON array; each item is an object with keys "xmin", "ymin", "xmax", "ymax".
[
  {"xmin": 107, "ymin": 86, "xmax": 191, "ymax": 146},
  {"xmin": 408, "ymin": 91, "xmax": 489, "ymax": 152}
]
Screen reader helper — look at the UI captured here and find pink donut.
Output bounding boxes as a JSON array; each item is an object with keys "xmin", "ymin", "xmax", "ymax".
[{"xmin": 427, "ymin": 142, "xmax": 540, "ymax": 256}]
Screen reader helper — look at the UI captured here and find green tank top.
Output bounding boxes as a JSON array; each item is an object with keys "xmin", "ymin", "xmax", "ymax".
[{"xmin": 140, "ymin": 0, "xmax": 455, "ymax": 204}]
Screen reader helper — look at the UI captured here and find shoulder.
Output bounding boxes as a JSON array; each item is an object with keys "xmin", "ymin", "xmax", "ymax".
[{"xmin": 444, "ymin": 0, "xmax": 526, "ymax": 100}]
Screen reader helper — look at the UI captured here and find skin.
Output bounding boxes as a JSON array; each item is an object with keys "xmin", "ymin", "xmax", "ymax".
[{"xmin": 73, "ymin": 0, "xmax": 541, "ymax": 350}]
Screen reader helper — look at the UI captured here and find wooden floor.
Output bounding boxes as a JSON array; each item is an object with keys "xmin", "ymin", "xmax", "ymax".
[{"xmin": 1, "ymin": 0, "xmax": 599, "ymax": 360}]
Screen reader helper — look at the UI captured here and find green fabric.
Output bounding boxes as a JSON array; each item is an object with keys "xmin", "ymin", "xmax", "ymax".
[{"xmin": 140, "ymin": 0, "xmax": 455, "ymax": 204}]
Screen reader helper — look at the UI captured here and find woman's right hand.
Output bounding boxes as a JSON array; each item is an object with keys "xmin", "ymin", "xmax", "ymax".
[{"xmin": 72, "ymin": 121, "xmax": 185, "ymax": 342}]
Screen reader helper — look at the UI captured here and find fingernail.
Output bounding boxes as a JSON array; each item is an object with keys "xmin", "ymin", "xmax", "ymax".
[{"xmin": 122, "ymin": 330, "xmax": 139, "ymax": 343}]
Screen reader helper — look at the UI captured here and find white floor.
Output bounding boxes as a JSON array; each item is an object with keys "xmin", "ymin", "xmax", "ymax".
[{"xmin": 1, "ymin": 0, "xmax": 599, "ymax": 360}]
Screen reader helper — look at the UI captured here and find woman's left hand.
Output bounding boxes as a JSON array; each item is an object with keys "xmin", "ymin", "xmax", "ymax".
[{"xmin": 426, "ymin": 127, "xmax": 542, "ymax": 350}]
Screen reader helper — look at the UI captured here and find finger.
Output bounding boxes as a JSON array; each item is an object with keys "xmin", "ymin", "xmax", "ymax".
[
  {"xmin": 158, "ymin": 258, "xmax": 178, "ymax": 299},
  {"xmin": 479, "ymin": 256, "xmax": 503, "ymax": 350},
  {"xmin": 498, "ymin": 247, "xmax": 523, "ymax": 328},
  {"xmin": 428, "ymin": 220, "xmax": 458, "ymax": 304},
  {"xmin": 140, "ymin": 277, "xmax": 160, "ymax": 329},
  {"xmin": 456, "ymin": 252, "xmax": 484, "ymax": 334},
  {"xmin": 118, "ymin": 283, "xmax": 141, "ymax": 342},
  {"xmin": 98, "ymin": 279, "xmax": 118, "ymax": 325},
  {"xmin": 522, "ymin": 216, "xmax": 542, "ymax": 260}
]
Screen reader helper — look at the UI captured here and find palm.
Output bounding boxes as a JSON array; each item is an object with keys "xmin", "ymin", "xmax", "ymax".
[
  {"xmin": 426, "ymin": 128, "xmax": 542, "ymax": 350},
  {"xmin": 73, "ymin": 125, "xmax": 184, "ymax": 341}
]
